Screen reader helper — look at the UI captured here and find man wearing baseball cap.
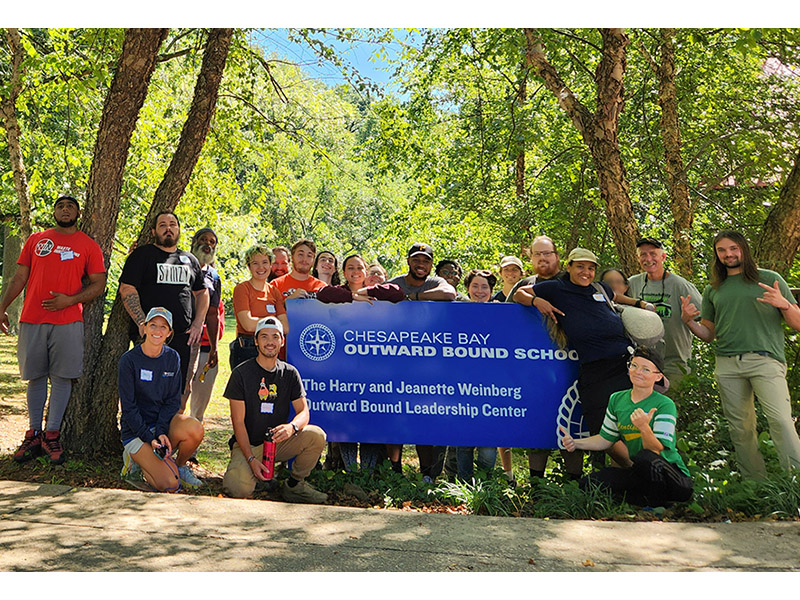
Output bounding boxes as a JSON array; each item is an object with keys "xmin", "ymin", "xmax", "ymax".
[
  {"xmin": 627, "ymin": 237, "xmax": 701, "ymax": 388},
  {"xmin": 222, "ymin": 316, "xmax": 328, "ymax": 502},
  {"xmin": 387, "ymin": 242, "xmax": 456, "ymax": 481},
  {"xmin": 0, "ymin": 195, "xmax": 106, "ymax": 465}
]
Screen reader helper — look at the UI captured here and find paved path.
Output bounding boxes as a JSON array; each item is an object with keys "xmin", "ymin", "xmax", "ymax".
[{"xmin": 1, "ymin": 480, "xmax": 799, "ymax": 571}]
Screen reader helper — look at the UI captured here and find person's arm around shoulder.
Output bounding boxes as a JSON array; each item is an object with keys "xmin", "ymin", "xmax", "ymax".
[
  {"xmin": 0, "ymin": 264, "xmax": 30, "ymax": 334},
  {"xmin": 613, "ymin": 292, "xmax": 656, "ymax": 312},
  {"xmin": 515, "ymin": 283, "xmax": 565, "ymax": 323}
]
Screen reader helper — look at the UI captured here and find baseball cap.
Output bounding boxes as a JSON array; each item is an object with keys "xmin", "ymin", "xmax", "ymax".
[
  {"xmin": 54, "ymin": 195, "xmax": 79, "ymax": 210},
  {"xmin": 407, "ymin": 242, "xmax": 434, "ymax": 259},
  {"xmin": 636, "ymin": 237, "xmax": 663, "ymax": 249},
  {"xmin": 499, "ymin": 255, "xmax": 524, "ymax": 270},
  {"xmin": 255, "ymin": 316, "xmax": 284, "ymax": 337},
  {"xmin": 145, "ymin": 307, "xmax": 173, "ymax": 329},
  {"xmin": 566, "ymin": 248, "xmax": 599, "ymax": 264}
]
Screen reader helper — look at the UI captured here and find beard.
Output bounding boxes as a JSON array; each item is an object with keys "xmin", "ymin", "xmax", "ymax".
[
  {"xmin": 192, "ymin": 240, "xmax": 216, "ymax": 266},
  {"xmin": 155, "ymin": 230, "xmax": 178, "ymax": 247},
  {"xmin": 56, "ymin": 217, "xmax": 77, "ymax": 228}
]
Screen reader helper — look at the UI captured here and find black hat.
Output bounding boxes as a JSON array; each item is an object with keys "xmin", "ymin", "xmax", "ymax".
[
  {"xmin": 407, "ymin": 242, "xmax": 434, "ymax": 260},
  {"xmin": 636, "ymin": 237, "xmax": 663, "ymax": 249},
  {"xmin": 632, "ymin": 346, "xmax": 666, "ymax": 375},
  {"xmin": 54, "ymin": 195, "xmax": 79, "ymax": 210},
  {"xmin": 192, "ymin": 227, "xmax": 217, "ymax": 244}
]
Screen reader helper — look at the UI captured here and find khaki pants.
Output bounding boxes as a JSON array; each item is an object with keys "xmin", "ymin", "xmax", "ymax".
[
  {"xmin": 715, "ymin": 353, "xmax": 800, "ymax": 480},
  {"xmin": 223, "ymin": 425, "xmax": 326, "ymax": 498}
]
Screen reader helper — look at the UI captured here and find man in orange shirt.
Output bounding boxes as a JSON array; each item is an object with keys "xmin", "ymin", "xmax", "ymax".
[{"xmin": 268, "ymin": 239, "xmax": 326, "ymax": 311}]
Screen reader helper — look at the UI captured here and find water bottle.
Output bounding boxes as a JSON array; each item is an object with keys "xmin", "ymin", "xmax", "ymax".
[{"xmin": 262, "ymin": 430, "xmax": 276, "ymax": 480}]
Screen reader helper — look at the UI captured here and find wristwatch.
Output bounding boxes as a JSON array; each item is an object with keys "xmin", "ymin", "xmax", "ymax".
[{"xmin": 291, "ymin": 423, "xmax": 299, "ymax": 435}]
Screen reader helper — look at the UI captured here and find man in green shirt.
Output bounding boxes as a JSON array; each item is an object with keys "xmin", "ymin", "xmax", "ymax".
[{"xmin": 681, "ymin": 230, "xmax": 800, "ymax": 480}]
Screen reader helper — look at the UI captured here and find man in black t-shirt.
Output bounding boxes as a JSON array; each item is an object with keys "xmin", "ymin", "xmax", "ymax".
[
  {"xmin": 222, "ymin": 316, "xmax": 327, "ymax": 502},
  {"xmin": 119, "ymin": 211, "xmax": 210, "ymax": 389}
]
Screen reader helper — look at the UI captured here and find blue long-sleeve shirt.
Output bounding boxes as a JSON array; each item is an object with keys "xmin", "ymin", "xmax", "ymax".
[{"xmin": 118, "ymin": 344, "xmax": 182, "ymax": 444}]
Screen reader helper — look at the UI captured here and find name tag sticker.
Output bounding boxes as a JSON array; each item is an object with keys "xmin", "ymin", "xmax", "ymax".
[
  {"xmin": 261, "ymin": 402, "xmax": 274, "ymax": 414},
  {"xmin": 266, "ymin": 304, "xmax": 276, "ymax": 314},
  {"xmin": 592, "ymin": 293, "xmax": 606, "ymax": 302},
  {"xmin": 60, "ymin": 250, "xmax": 74, "ymax": 261},
  {"xmin": 140, "ymin": 369, "xmax": 153, "ymax": 381}
]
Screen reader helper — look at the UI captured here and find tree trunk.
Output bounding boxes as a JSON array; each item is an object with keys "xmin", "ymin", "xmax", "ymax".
[
  {"xmin": 755, "ymin": 146, "xmax": 800, "ymax": 274},
  {"xmin": 0, "ymin": 28, "xmax": 32, "ymax": 241},
  {"xmin": 1, "ymin": 222, "xmax": 24, "ymax": 333},
  {"xmin": 656, "ymin": 29, "xmax": 693, "ymax": 279},
  {"xmin": 524, "ymin": 28, "xmax": 640, "ymax": 273},
  {"xmin": 63, "ymin": 28, "xmax": 169, "ymax": 454},
  {"xmin": 515, "ymin": 37, "xmax": 528, "ymax": 234},
  {"xmin": 69, "ymin": 28, "xmax": 233, "ymax": 457}
]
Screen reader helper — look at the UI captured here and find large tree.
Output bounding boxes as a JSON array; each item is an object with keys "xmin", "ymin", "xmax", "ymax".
[
  {"xmin": 64, "ymin": 28, "xmax": 232, "ymax": 455},
  {"xmin": 524, "ymin": 28, "xmax": 640, "ymax": 273}
]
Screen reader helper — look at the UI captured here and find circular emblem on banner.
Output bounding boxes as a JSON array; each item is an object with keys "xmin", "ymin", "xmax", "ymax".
[
  {"xmin": 35, "ymin": 239, "xmax": 54, "ymax": 257},
  {"xmin": 298, "ymin": 323, "xmax": 336, "ymax": 361}
]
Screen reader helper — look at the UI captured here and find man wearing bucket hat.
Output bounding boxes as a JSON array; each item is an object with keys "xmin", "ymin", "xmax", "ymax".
[
  {"xmin": 1, "ymin": 195, "xmax": 106, "ymax": 465},
  {"xmin": 222, "ymin": 316, "xmax": 328, "ymax": 502}
]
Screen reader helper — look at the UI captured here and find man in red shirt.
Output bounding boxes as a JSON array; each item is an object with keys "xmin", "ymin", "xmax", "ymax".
[
  {"xmin": 268, "ymin": 239, "xmax": 326, "ymax": 312},
  {"xmin": 0, "ymin": 196, "xmax": 106, "ymax": 464}
]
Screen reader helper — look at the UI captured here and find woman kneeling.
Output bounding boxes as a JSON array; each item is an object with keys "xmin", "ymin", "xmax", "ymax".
[
  {"xmin": 560, "ymin": 346, "xmax": 692, "ymax": 507},
  {"xmin": 119, "ymin": 307, "xmax": 205, "ymax": 492}
]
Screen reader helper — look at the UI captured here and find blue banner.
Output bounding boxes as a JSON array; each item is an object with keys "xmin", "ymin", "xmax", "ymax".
[{"xmin": 286, "ymin": 300, "xmax": 584, "ymax": 448}]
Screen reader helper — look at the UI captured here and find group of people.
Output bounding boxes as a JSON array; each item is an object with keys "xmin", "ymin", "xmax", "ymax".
[{"xmin": 3, "ymin": 195, "xmax": 800, "ymax": 509}]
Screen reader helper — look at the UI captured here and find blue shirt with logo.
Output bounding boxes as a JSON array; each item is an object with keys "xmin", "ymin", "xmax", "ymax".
[{"xmin": 119, "ymin": 344, "xmax": 182, "ymax": 444}]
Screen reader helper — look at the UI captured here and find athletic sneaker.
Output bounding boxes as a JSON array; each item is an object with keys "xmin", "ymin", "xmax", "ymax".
[
  {"xmin": 124, "ymin": 468, "xmax": 156, "ymax": 492},
  {"xmin": 281, "ymin": 479, "xmax": 328, "ymax": 504},
  {"xmin": 41, "ymin": 430, "xmax": 65, "ymax": 465},
  {"xmin": 178, "ymin": 464, "xmax": 204, "ymax": 488},
  {"xmin": 13, "ymin": 429, "xmax": 42, "ymax": 463}
]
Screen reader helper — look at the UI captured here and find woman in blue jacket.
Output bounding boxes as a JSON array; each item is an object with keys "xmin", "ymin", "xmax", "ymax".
[{"xmin": 119, "ymin": 307, "xmax": 205, "ymax": 491}]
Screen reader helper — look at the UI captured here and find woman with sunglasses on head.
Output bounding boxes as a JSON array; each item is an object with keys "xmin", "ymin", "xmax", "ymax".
[
  {"xmin": 119, "ymin": 307, "xmax": 205, "ymax": 492},
  {"xmin": 560, "ymin": 346, "xmax": 692, "ymax": 506},
  {"xmin": 312, "ymin": 251, "xmax": 341, "ymax": 286}
]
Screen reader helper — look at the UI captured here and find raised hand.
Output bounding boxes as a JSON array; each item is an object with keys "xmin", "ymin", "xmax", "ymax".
[
  {"xmin": 757, "ymin": 280, "xmax": 792, "ymax": 310},
  {"xmin": 680, "ymin": 295, "xmax": 700, "ymax": 324},
  {"xmin": 630, "ymin": 407, "xmax": 656, "ymax": 431}
]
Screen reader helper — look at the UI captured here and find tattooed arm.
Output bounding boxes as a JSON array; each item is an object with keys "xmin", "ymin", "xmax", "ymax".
[{"xmin": 119, "ymin": 283, "xmax": 147, "ymax": 338}]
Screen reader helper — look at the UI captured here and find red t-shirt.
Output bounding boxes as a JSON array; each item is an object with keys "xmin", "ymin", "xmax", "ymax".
[{"xmin": 18, "ymin": 229, "xmax": 105, "ymax": 325}]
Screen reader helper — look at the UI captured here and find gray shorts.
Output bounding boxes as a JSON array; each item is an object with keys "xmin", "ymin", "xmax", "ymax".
[{"xmin": 18, "ymin": 321, "xmax": 85, "ymax": 380}]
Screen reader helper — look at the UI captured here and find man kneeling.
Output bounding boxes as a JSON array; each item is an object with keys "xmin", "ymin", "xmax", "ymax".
[{"xmin": 223, "ymin": 316, "xmax": 327, "ymax": 503}]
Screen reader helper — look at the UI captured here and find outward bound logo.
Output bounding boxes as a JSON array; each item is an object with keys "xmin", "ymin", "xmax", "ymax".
[{"xmin": 299, "ymin": 323, "xmax": 336, "ymax": 361}]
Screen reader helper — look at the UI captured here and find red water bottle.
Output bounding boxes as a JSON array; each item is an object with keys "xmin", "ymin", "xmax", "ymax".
[{"xmin": 262, "ymin": 430, "xmax": 276, "ymax": 480}]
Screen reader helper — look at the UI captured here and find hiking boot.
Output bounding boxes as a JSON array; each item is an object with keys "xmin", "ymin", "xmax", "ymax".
[
  {"xmin": 41, "ymin": 430, "xmax": 65, "ymax": 465},
  {"xmin": 281, "ymin": 479, "xmax": 328, "ymax": 504},
  {"xmin": 178, "ymin": 464, "xmax": 204, "ymax": 488},
  {"xmin": 13, "ymin": 429, "xmax": 42, "ymax": 463}
]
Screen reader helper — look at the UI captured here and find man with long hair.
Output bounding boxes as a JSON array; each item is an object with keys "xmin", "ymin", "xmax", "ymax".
[{"xmin": 681, "ymin": 229, "xmax": 800, "ymax": 479}]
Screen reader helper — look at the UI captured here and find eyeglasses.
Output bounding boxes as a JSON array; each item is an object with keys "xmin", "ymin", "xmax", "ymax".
[
  {"xmin": 628, "ymin": 361, "xmax": 660, "ymax": 376},
  {"xmin": 532, "ymin": 251, "xmax": 556, "ymax": 258}
]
